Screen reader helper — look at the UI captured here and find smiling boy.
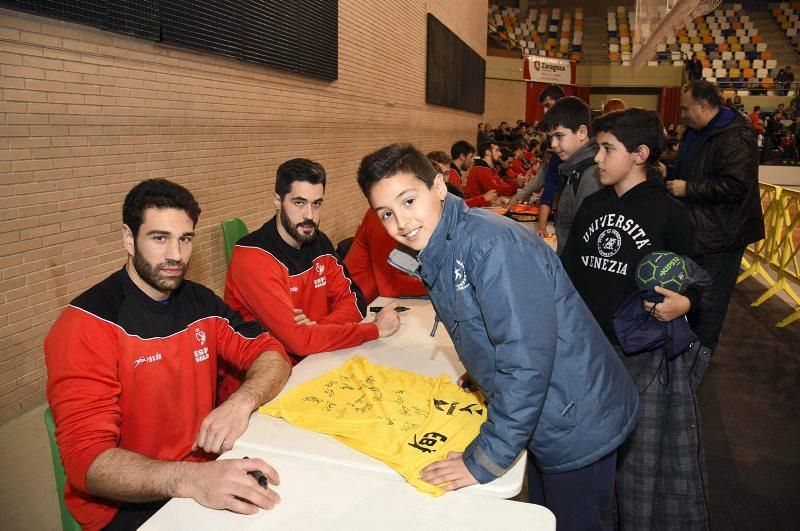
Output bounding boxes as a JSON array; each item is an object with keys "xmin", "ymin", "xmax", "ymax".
[
  {"xmin": 357, "ymin": 143, "xmax": 639, "ymax": 530},
  {"xmin": 538, "ymin": 96, "xmax": 602, "ymax": 254}
]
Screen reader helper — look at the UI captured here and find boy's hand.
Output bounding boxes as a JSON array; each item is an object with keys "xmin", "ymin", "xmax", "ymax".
[
  {"xmin": 643, "ymin": 286, "xmax": 691, "ymax": 321},
  {"xmin": 457, "ymin": 372, "xmax": 478, "ymax": 392},
  {"xmin": 420, "ymin": 452, "xmax": 477, "ymax": 491}
]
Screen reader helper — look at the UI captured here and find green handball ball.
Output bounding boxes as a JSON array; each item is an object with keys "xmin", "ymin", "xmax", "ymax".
[{"xmin": 635, "ymin": 251, "xmax": 691, "ymax": 293}]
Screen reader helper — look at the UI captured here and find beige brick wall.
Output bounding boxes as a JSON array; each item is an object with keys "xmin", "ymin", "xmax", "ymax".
[{"xmin": 0, "ymin": 1, "xmax": 488, "ymax": 424}]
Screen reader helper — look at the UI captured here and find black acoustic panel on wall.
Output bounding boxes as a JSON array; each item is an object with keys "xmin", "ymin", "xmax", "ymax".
[
  {"xmin": 160, "ymin": 0, "xmax": 240, "ymax": 60},
  {"xmin": 426, "ymin": 13, "xmax": 485, "ymax": 114},
  {"xmin": 0, "ymin": 0, "xmax": 339, "ymax": 81},
  {"xmin": 1, "ymin": 0, "xmax": 105, "ymax": 27},
  {"xmin": 240, "ymin": 0, "xmax": 296, "ymax": 71},
  {"xmin": 297, "ymin": 0, "xmax": 337, "ymax": 80},
  {"xmin": 105, "ymin": 0, "xmax": 159, "ymax": 40}
]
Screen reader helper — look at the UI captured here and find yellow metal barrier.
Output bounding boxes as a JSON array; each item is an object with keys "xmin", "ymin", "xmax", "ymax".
[
  {"xmin": 748, "ymin": 185, "xmax": 800, "ymax": 327},
  {"xmin": 738, "ymin": 184, "xmax": 782, "ymax": 287}
]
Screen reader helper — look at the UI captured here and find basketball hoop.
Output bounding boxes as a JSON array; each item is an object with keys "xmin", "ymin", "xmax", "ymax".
[{"xmin": 631, "ymin": 0, "xmax": 721, "ymax": 70}]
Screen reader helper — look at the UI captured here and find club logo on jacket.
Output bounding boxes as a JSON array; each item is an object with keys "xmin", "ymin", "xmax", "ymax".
[
  {"xmin": 134, "ymin": 352, "xmax": 163, "ymax": 367},
  {"xmin": 290, "ymin": 285, "xmax": 299, "ymax": 293},
  {"xmin": 454, "ymin": 259, "xmax": 469, "ymax": 291},
  {"xmin": 195, "ymin": 327, "xmax": 206, "ymax": 346},
  {"xmin": 315, "ymin": 262, "xmax": 325, "ymax": 276}
]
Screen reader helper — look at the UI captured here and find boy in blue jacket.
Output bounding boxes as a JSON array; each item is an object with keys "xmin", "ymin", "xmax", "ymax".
[{"xmin": 357, "ymin": 143, "xmax": 639, "ymax": 529}]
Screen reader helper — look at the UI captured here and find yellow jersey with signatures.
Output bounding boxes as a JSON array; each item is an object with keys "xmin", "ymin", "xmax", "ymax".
[{"xmin": 259, "ymin": 356, "xmax": 487, "ymax": 495}]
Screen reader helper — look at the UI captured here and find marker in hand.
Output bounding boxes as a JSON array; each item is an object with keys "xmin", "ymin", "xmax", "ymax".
[
  {"xmin": 369, "ymin": 306, "xmax": 409, "ymax": 313},
  {"xmin": 243, "ymin": 456, "xmax": 269, "ymax": 488}
]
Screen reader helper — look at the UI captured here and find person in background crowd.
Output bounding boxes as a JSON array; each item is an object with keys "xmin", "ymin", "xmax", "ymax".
[
  {"xmin": 671, "ymin": 80, "xmax": 764, "ymax": 379},
  {"xmin": 660, "ymin": 136, "xmax": 681, "ymax": 179},
  {"xmin": 602, "ymin": 98, "xmax": 627, "ymax": 115},
  {"xmin": 538, "ymin": 96, "xmax": 602, "ymax": 254},
  {"xmin": 776, "ymin": 69, "xmax": 789, "ymax": 96},
  {"xmin": 447, "ymin": 140, "xmax": 501, "ymax": 207},
  {"xmin": 667, "ymin": 123, "xmax": 679, "ymax": 138},
  {"xmin": 508, "ymin": 84, "xmax": 567, "ymax": 238},
  {"xmin": 764, "ymin": 109, "xmax": 785, "ymax": 161},
  {"xmin": 466, "ymin": 141, "xmax": 517, "ymax": 199},
  {"xmin": 748, "ymin": 106, "xmax": 764, "ymax": 135},
  {"xmin": 478, "ymin": 123, "xmax": 494, "ymax": 146},
  {"xmin": 684, "ymin": 53, "xmax": 703, "ymax": 81},
  {"xmin": 784, "ymin": 66, "xmax": 795, "ymax": 95},
  {"xmin": 733, "ymin": 95, "xmax": 745, "ymax": 113}
]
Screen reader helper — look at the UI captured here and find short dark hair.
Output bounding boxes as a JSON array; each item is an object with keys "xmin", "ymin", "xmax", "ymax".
[
  {"xmin": 511, "ymin": 139, "xmax": 527, "ymax": 152},
  {"xmin": 451, "ymin": 140, "xmax": 475, "ymax": 160},
  {"xmin": 426, "ymin": 150, "xmax": 451, "ymax": 166},
  {"xmin": 538, "ymin": 84, "xmax": 565, "ymax": 104},
  {"xmin": 357, "ymin": 143, "xmax": 437, "ymax": 197},
  {"xmin": 538, "ymin": 96, "xmax": 592, "ymax": 134},
  {"xmin": 753, "ymin": 105, "xmax": 761, "ymax": 112},
  {"xmin": 683, "ymin": 80, "xmax": 723, "ymax": 108},
  {"xmin": 275, "ymin": 158, "xmax": 326, "ymax": 199},
  {"xmin": 123, "ymin": 179, "xmax": 201, "ymax": 237},
  {"xmin": 592, "ymin": 108, "xmax": 665, "ymax": 164},
  {"xmin": 499, "ymin": 147, "xmax": 515, "ymax": 161},
  {"xmin": 478, "ymin": 141, "xmax": 498, "ymax": 158}
]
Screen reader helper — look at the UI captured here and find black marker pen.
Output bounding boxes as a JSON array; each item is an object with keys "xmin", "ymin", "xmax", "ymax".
[
  {"xmin": 369, "ymin": 305, "xmax": 410, "ymax": 313},
  {"xmin": 243, "ymin": 456, "xmax": 269, "ymax": 488}
]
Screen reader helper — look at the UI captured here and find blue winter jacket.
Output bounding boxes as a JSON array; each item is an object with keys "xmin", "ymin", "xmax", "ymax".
[{"xmin": 416, "ymin": 195, "xmax": 639, "ymax": 481}]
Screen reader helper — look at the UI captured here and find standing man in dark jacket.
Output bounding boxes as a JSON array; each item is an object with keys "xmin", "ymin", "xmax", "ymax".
[{"xmin": 669, "ymin": 81, "xmax": 764, "ymax": 365}]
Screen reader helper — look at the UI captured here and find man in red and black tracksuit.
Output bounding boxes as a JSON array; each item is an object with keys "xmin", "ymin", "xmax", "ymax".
[
  {"xmin": 448, "ymin": 140, "xmax": 499, "ymax": 207},
  {"xmin": 465, "ymin": 141, "xmax": 518, "ymax": 199},
  {"xmin": 45, "ymin": 179, "xmax": 292, "ymax": 530},
  {"xmin": 222, "ymin": 159, "xmax": 401, "ymax": 400}
]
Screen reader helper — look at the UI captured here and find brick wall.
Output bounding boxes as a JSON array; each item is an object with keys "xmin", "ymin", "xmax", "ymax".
[{"xmin": 0, "ymin": 1, "xmax": 488, "ymax": 424}]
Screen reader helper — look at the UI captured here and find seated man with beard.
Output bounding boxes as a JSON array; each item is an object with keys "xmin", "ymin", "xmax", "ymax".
[{"xmin": 220, "ymin": 158, "xmax": 401, "ymax": 401}]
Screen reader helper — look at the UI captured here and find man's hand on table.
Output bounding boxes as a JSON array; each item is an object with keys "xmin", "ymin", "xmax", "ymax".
[
  {"xmin": 193, "ymin": 394, "xmax": 253, "ymax": 454},
  {"xmin": 420, "ymin": 452, "xmax": 478, "ymax": 491},
  {"xmin": 181, "ymin": 457, "xmax": 281, "ymax": 514},
  {"xmin": 374, "ymin": 301, "xmax": 401, "ymax": 337}
]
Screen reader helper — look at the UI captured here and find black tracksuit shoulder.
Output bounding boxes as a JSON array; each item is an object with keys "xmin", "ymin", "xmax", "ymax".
[
  {"xmin": 238, "ymin": 216, "xmax": 337, "ymax": 276},
  {"xmin": 71, "ymin": 267, "xmax": 265, "ymax": 339}
]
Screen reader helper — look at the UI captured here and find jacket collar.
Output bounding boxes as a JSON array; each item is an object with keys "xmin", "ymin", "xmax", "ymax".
[
  {"xmin": 473, "ymin": 158, "xmax": 496, "ymax": 171},
  {"xmin": 418, "ymin": 194, "xmax": 466, "ymax": 285},
  {"xmin": 558, "ymin": 140, "xmax": 597, "ymax": 173}
]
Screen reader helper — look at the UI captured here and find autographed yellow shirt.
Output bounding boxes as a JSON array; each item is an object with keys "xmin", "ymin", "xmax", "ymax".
[{"xmin": 259, "ymin": 356, "xmax": 487, "ymax": 495}]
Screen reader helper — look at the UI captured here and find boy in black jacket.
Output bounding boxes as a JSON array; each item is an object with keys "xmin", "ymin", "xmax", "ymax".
[{"xmin": 561, "ymin": 108, "xmax": 709, "ymax": 529}]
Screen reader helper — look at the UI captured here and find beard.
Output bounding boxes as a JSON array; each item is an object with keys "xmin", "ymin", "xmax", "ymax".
[
  {"xmin": 280, "ymin": 208, "xmax": 318, "ymax": 245},
  {"xmin": 132, "ymin": 244, "xmax": 188, "ymax": 294}
]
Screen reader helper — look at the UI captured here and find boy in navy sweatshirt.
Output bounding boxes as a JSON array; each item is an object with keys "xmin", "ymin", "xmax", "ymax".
[{"xmin": 560, "ymin": 109, "xmax": 708, "ymax": 529}]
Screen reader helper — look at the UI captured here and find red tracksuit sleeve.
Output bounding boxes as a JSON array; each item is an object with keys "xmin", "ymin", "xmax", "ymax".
[
  {"xmin": 45, "ymin": 308, "xmax": 122, "ymax": 496},
  {"xmin": 212, "ymin": 297, "xmax": 291, "ymax": 368},
  {"xmin": 225, "ymin": 247, "xmax": 379, "ymax": 356},
  {"xmin": 316, "ymin": 257, "xmax": 367, "ymax": 325},
  {"xmin": 343, "ymin": 215, "xmax": 379, "ymax": 303},
  {"xmin": 466, "ymin": 166, "xmax": 517, "ymax": 197}
]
